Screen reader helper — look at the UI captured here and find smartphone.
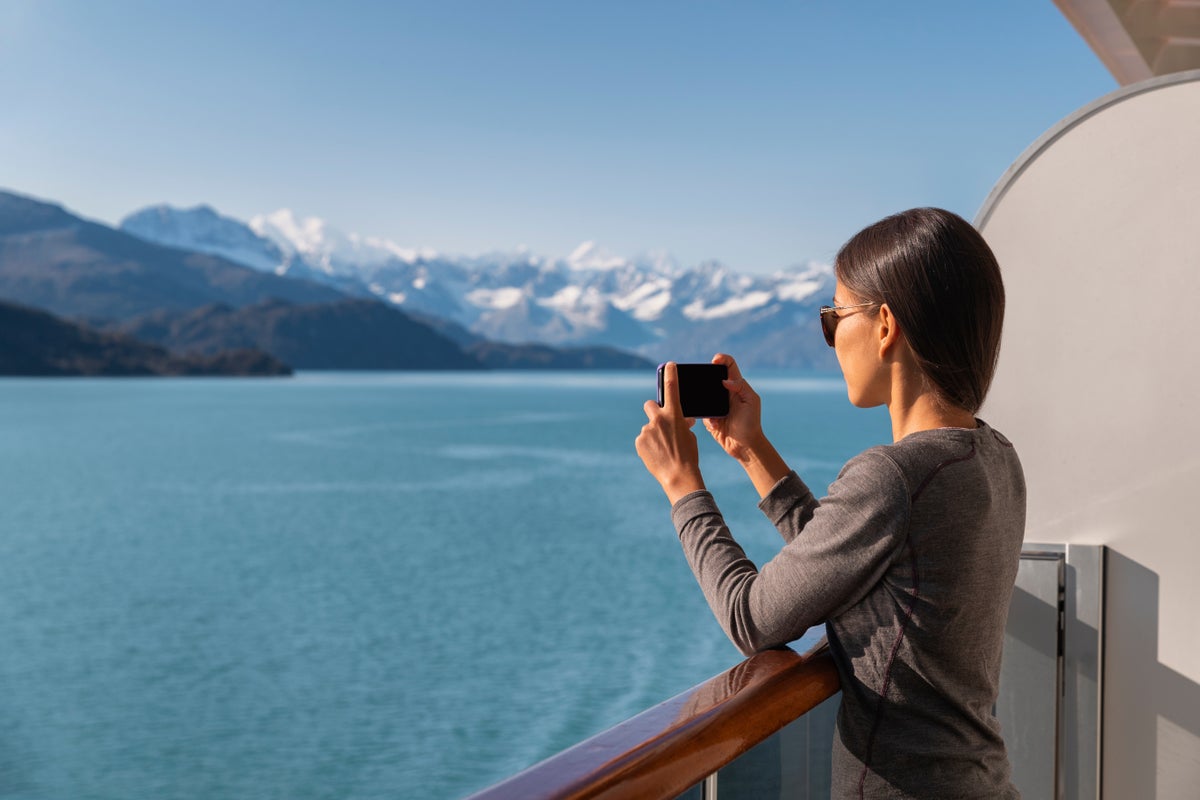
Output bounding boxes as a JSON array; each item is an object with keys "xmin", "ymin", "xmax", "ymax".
[{"xmin": 657, "ymin": 362, "xmax": 730, "ymax": 418}]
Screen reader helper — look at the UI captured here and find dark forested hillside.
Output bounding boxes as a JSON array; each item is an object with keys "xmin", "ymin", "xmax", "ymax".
[
  {"xmin": 116, "ymin": 298, "xmax": 484, "ymax": 370},
  {"xmin": 0, "ymin": 300, "xmax": 290, "ymax": 376}
]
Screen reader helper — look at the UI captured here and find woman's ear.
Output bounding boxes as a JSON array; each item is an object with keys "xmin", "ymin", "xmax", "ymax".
[{"xmin": 877, "ymin": 303, "xmax": 903, "ymax": 358}]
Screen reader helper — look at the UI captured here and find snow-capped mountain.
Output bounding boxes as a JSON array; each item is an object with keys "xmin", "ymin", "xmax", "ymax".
[
  {"xmin": 122, "ymin": 205, "xmax": 288, "ymax": 274},
  {"xmin": 249, "ymin": 209, "xmax": 440, "ymax": 278},
  {"xmin": 119, "ymin": 204, "xmax": 838, "ymax": 369}
]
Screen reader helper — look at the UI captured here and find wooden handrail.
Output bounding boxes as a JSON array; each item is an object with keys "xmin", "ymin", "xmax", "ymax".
[{"xmin": 465, "ymin": 642, "xmax": 840, "ymax": 800}]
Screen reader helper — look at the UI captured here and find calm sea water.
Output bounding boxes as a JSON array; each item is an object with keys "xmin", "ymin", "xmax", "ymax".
[{"xmin": 0, "ymin": 371, "xmax": 888, "ymax": 799}]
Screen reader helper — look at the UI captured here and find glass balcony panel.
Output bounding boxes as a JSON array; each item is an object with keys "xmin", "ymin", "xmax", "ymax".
[{"xmin": 713, "ymin": 692, "xmax": 838, "ymax": 799}]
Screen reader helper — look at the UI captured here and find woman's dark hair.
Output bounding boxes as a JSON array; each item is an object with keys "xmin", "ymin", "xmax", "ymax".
[{"xmin": 835, "ymin": 207, "xmax": 1005, "ymax": 414}]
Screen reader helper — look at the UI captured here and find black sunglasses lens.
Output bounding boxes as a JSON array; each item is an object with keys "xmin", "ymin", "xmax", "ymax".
[{"xmin": 820, "ymin": 307, "xmax": 836, "ymax": 347}]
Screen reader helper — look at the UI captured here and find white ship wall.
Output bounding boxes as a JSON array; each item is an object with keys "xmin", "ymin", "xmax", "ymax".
[{"xmin": 978, "ymin": 70, "xmax": 1200, "ymax": 797}]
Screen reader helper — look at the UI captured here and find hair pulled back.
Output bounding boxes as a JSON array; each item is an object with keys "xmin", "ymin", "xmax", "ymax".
[{"xmin": 835, "ymin": 207, "xmax": 1005, "ymax": 414}]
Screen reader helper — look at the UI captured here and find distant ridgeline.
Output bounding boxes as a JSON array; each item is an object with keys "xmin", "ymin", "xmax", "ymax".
[
  {"xmin": 0, "ymin": 300, "xmax": 290, "ymax": 377},
  {"xmin": 0, "ymin": 190, "xmax": 655, "ymax": 375}
]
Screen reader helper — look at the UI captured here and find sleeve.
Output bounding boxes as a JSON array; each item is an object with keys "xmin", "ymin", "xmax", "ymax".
[
  {"xmin": 670, "ymin": 450, "xmax": 911, "ymax": 656},
  {"xmin": 757, "ymin": 471, "xmax": 817, "ymax": 544}
]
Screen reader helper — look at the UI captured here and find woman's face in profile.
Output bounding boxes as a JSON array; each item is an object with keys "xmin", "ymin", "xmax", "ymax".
[{"xmin": 831, "ymin": 280, "xmax": 887, "ymax": 409}]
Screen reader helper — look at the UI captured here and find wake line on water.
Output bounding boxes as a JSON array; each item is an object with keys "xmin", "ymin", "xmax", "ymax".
[{"xmin": 146, "ymin": 472, "xmax": 539, "ymax": 495}]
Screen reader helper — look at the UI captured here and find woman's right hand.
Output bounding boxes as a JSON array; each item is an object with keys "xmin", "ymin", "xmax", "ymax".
[
  {"xmin": 703, "ymin": 354, "xmax": 767, "ymax": 463},
  {"xmin": 705, "ymin": 354, "xmax": 792, "ymax": 497}
]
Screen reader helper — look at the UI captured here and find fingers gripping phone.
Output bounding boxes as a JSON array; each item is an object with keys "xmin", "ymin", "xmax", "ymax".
[{"xmin": 657, "ymin": 363, "xmax": 730, "ymax": 418}]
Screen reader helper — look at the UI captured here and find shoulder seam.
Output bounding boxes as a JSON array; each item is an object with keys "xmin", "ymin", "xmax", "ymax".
[
  {"xmin": 852, "ymin": 446, "xmax": 914, "ymax": 498},
  {"xmin": 911, "ymin": 441, "xmax": 978, "ymax": 503}
]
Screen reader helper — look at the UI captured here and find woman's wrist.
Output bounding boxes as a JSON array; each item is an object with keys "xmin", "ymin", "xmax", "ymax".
[
  {"xmin": 661, "ymin": 468, "xmax": 706, "ymax": 505},
  {"xmin": 733, "ymin": 432, "xmax": 776, "ymax": 467},
  {"xmin": 737, "ymin": 437, "xmax": 791, "ymax": 498}
]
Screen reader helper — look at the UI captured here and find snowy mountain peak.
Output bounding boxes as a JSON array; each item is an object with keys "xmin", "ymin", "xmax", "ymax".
[
  {"xmin": 250, "ymin": 210, "xmax": 336, "ymax": 267},
  {"xmin": 772, "ymin": 260, "xmax": 834, "ymax": 303},
  {"xmin": 120, "ymin": 203, "xmax": 286, "ymax": 274},
  {"xmin": 567, "ymin": 241, "xmax": 630, "ymax": 272},
  {"xmin": 636, "ymin": 248, "xmax": 681, "ymax": 277},
  {"xmin": 248, "ymin": 210, "xmax": 437, "ymax": 276},
  {"xmin": 251, "ymin": 209, "xmax": 321, "ymax": 252}
]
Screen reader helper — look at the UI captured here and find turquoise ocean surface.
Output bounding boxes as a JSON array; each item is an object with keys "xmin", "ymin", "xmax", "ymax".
[{"xmin": 0, "ymin": 371, "xmax": 888, "ymax": 799}]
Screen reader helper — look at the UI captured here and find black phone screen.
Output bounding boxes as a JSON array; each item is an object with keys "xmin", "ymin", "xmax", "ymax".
[{"xmin": 657, "ymin": 363, "xmax": 729, "ymax": 418}]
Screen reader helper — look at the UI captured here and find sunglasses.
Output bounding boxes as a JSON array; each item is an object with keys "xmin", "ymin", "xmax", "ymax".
[{"xmin": 819, "ymin": 301, "xmax": 879, "ymax": 347}]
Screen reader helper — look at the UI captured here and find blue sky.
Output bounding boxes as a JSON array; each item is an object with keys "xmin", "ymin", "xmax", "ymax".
[{"xmin": 0, "ymin": 1, "xmax": 1115, "ymax": 272}]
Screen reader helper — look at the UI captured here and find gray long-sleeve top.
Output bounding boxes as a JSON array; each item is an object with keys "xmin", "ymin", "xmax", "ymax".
[{"xmin": 671, "ymin": 421, "xmax": 1026, "ymax": 799}]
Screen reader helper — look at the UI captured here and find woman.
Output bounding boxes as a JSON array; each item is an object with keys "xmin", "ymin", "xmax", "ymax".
[{"xmin": 635, "ymin": 207, "xmax": 1025, "ymax": 799}]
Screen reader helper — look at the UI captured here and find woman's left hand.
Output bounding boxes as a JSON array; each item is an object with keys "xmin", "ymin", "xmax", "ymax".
[{"xmin": 636, "ymin": 362, "xmax": 707, "ymax": 504}]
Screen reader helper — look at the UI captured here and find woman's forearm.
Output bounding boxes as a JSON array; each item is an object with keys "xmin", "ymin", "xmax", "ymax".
[{"xmin": 737, "ymin": 436, "xmax": 791, "ymax": 498}]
